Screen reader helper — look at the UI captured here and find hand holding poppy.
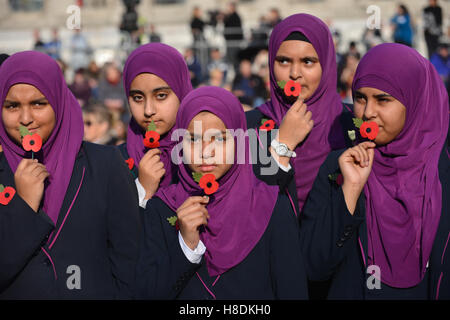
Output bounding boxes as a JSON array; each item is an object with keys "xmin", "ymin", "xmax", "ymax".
[
  {"xmin": 338, "ymin": 141, "xmax": 376, "ymax": 215},
  {"xmin": 277, "ymin": 98, "xmax": 314, "ymax": 152},
  {"xmin": 14, "ymin": 158, "xmax": 49, "ymax": 212},
  {"xmin": 138, "ymin": 148, "xmax": 166, "ymax": 200},
  {"xmin": 176, "ymin": 196, "xmax": 210, "ymax": 250}
]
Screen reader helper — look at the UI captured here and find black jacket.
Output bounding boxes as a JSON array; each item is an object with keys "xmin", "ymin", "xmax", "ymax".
[
  {"xmin": 0, "ymin": 142, "xmax": 141, "ymax": 299},
  {"xmin": 300, "ymin": 144, "xmax": 450, "ymax": 299},
  {"xmin": 136, "ymin": 195, "xmax": 308, "ymax": 300}
]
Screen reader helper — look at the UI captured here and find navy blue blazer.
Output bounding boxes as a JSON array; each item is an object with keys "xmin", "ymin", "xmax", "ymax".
[
  {"xmin": 136, "ymin": 194, "xmax": 309, "ymax": 300},
  {"xmin": 0, "ymin": 142, "xmax": 141, "ymax": 299},
  {"xmin": 300, "ymin": 144, "xmax": 450, "ymax": 299}
]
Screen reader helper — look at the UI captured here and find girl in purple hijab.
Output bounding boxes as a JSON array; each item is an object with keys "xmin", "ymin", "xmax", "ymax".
[
  {"xmin": 119, "ymin": 43, "xmax": 192, "ymax": 209},
  {"xmin": 136, "ymin": 86, "xmax": 308, "ymax": 299},
  {"xmin": 300, "ymin": 43, "xmax": 450, "ymax": 299},
  {"xmin": 245, "ymin": 13, "xmax": 351, "ymax": 216},
  {"xmin": 0, "ymin": 51, "xmax": 141, "ymax": 299}
]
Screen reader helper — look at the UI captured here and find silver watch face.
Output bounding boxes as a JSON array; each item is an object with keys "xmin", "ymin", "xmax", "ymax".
[{"xmin": 276, "ymin": 144, "xmax": 288, "ymax": 155}]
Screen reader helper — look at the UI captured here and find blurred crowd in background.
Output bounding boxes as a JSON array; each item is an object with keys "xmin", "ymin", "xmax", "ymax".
[{"xmin": 15, "ymin": 0, "xmax": 450, "ymax": 147}]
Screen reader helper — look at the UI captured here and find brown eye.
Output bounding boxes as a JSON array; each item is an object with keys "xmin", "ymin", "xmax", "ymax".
[
  {"xmin": 155, "ymin": 92, "xmax": 169, "ymax": 100},
  {"xmin": 3, "ymin": 102, "xmax": 20, "ymax": 110},
  {"xmin": 132, "ymin": 95, "xmax": 144, "ymax": 102}
]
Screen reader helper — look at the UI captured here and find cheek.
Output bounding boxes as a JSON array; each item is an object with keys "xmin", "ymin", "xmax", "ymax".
[
  {"xmin": 224, "ymin": 140, "xmax": 235, "ymax": 164},
  {"xmin": 353, "ymin": 103, "xmax": 365, "ymax": 119},
  {"xmin": 305, "ymin": 66, "xmax": 322, "ymax": 90},
  {"xmin": 39, "ymin": 110, "xmax": 56, "ymax": 143},
  {"xmin": 128, "ymin": 99, "xmax": 145, "ymax": 122},
  {"xmin": 158, "ymin": 98, "xmax": 180, "ymax": 133},
  {"xmin": 382, "ymin": 109, "xmax": 406, "ymax": 136},
  {"xmin": 1, "ymin": 109, "xmax": 21, "ymax": 143},
  {"xmin": 273, "ymin": 63, "xmax": 288, "ymax": 82}
]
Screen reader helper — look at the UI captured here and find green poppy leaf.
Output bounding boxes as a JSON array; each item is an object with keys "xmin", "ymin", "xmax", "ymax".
[
  {"xmin": 167, "ymin": 216, "xmax": 178, "ymax": 226},
  {"xmin": 277, "ymin": 80, "xmax": 286, "ymax": 89},
  {"xmin": 352, "ymin": 118, "xmax": 363, "ymax": 128},
  {"xmin": 260, "ymin": 118, "xmax": 269, "ymax": 125},
  {"xmin": 19, "ymin": 125, "xmax": 31, "ymax": 137},
  {"xmin": 0, "ymin": 184, "xmax": 4, "ymax": 192},
  {"xmin": 192, "ymin": 172, "xmax": 203, "ymax": 183},
  {"xmin": 147, "ymin": 120, "xmax": 157, "ymax": 132}
]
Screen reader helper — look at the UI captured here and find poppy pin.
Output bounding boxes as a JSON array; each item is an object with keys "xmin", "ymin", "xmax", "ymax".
[
  {"xmin": 125, "ymin": 157, "xmax": 134, "ymax": 170},
  {"xmin": 328, "ymin": 173, "xmax": 344, "ymax": 186},
  {"xmin": 19, "ymin": 126, "xmax": 42, "ymax": 159},
  {"xmin": 353, "ymin": 118, "xmax": 379, "ymax": 141},
  {"xmin": 278, "ymin": 80, "xmax": 301, "ymax": 97},
  {"xmin": 167, "ymin": 215, "xmax": 180, "ymax": 230},
  {"xmin": 0, "ymin": 184, "xmax": 15, "ymax": 205},
  {"xmin": 192, "ymin": 172, "xmax": 219, "ymax": 195},
  {"xmin": 143, "ymin": 120, "xmax": 160, "ymax": 149},
  {"xmin": 259, "ymin": 118, "xmax": 275, "ymax": 131}
]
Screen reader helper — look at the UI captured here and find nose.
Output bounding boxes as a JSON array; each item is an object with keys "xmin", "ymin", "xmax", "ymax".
[
  {"xmin": 289, "ymin": 63, "xmax": 302, "ymax": 80},
  {"xmin": 19, "ymin": 106, "xmax": 34, "ymax": 126},
  {"xmin": 202, "ymin": 139, "xmax": 216, "ymax": 160},
  {"xmin": 143, "ymin": 99, "xmax": 156, "ymax": 118},
  {"xmin": 363, "ymin": 98, "xmax": 378, "ymax": 120}
]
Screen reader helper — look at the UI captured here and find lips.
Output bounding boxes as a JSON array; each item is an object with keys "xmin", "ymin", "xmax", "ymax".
[{"xmin": 198, "ymin": 164, "xmax": 217, "ymax": 172}]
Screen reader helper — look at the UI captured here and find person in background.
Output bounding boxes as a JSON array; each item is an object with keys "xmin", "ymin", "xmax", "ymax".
[
  {"xmin": 149, "ymin": 24, "xmax": 161, "ymax": 43},
  {"xmin": 98, "ymin": 62, "xmax": 127, "ymax": 114},
  {"xmin": 423, "ymin": 0, "xmax": 443, "ymax": 58},
  {"xmin": 69, "ymin": 68, "xmax": 92, "ymax": 108},
  {"xmin": 224, "ymin": 2, "xmax": 244, "ymax": 68},
  {"xmin": 232, "ymin": 59, "xmax": 267, "ymax": 108},
  {"xmin": 206, "ymin": 48, "xmax": 232, "ymax": 86},
  {"xmin": 70, "ymin": 28, "xmax": 92, "ymax": 72},
  {"xmin": 184, "ymin": 48, "xmax": 203, "ymax": 88},
  {"xmin": 390, "ymin": 4, "xmax": 414, "ymax": 47},
  {"xmin": 430, "ymin": 43, "xmax": 450, "ymax": 95},
  {"xmin": 45, "ymin": 28, "xmax": 62, "ymax": 60},
  {"xmin": 83, "ymin": 104, "xmax": 118, "ymax": 146},
  {"xmin": 32, "ymin": 29, "xmax": 45, "ymax": 52}
]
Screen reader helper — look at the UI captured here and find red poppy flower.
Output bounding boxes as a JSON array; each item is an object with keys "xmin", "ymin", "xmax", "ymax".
[
  {"xmin": 0, "ymin": 186, "xmax": 15, "ymax": 205},
  {"xmin": 175, "ymin": 219, "xmax": 180, "ymax": 231},
  {"xmin": 143, "ymin": 131, "xmax": 160, "ymax": 148},
  {"xmin": 284, "ymin": 80, "xmax": 301, "ymax": 97},
  {"xmin": 259, "ymin": 119, "xmax": 275, "ymax": 131},
  {"xmin": 199, "ymin": 173, "xmax": 219, "ymax": 195},
  {"xmin": 22, "ymin": 133, "xmax": 42, "ymax": 153},
  {"xmin": 360, "ymin": 121, "xmax": 379, "ymax": 141},
  {"xmin": 125, "ymin": 158, "xmax": 134, "ymax": 170}
]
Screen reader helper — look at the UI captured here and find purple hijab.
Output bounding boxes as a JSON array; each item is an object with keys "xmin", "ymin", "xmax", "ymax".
[
  {"xmin": 258, "ymin": 13, "xmax": 345, "ymax": 212},
  {"xmin": 352, "ymin": 43, "xmax": 449, "ymax": 288},
  {"xmin": 155, "ymin": 86, "xmax": 279, "ymax": 276},
  {"xmin": 0, "ymin": 51, "xmax": 84, "ymax": 224},
  {"xmin": 123, "ymin": 43, "xmax": 192, "ymax": 187}
]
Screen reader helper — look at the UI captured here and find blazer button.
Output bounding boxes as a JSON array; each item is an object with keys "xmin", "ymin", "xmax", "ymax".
[{"xmin": 336, "ymin": 241, "xmax": 344, "ymax": 248}]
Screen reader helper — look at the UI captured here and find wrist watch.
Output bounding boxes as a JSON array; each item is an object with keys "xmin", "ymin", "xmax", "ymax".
[{"xmin": 271, "ymin": 139, "xmax": 297, "ymax": 158}]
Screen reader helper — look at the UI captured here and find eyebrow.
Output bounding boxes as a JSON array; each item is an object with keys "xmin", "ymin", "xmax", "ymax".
[
  {"xmin": 129, "ymin": 87, "xmax": 172, "ymax": 96},
  {"xmin": 275, "ymin": 55, "xmax": 319, "ymax": 62},
  {"xmin": 373, "ymin": 93, "xmax": 393, "ymax": 99},
  {"xmin": 3, "ymin": 97, "xmax": 48, "ymax": 105}
]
